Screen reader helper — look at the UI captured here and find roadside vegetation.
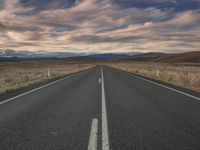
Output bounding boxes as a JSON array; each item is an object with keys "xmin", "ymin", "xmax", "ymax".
[
  {"xmin": 0, "ymin": 61, "xmax": 93, "ymax": 95},
  {"xmin": 106, "ymin": 61, "xmax": 200, "ymax": 92},
  {"xmin": 1, "ymin": 60, "xmax": 199, "ymax": 95}
]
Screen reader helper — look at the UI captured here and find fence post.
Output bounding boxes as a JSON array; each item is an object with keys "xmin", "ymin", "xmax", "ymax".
[
  {"xmin": 48, "ymin": 67, "xmax": 51, "ymax": 78},
  {"xmin": 156, "ymin": 67, "xmax": 160, "ymax": 77}
]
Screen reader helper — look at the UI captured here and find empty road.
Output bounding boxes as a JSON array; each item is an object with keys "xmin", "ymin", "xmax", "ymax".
[{"xmin": 0, "ymin": 66, "xmax": 200, "ymax": 150}]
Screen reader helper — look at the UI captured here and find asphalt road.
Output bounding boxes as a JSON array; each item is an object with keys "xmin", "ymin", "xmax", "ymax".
[{"xmin": 0, "ymin": 65, "xmax": 200, "ymax": 150}]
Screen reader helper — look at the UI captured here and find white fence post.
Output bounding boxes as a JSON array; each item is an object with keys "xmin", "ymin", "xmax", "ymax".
[
  {"xmin": 156, "ymin": 67, "xmax": 160, "ymax": 77},
  {"xmin": 48, "ymin": 67, "xmax": 51, "ymax": 78}
]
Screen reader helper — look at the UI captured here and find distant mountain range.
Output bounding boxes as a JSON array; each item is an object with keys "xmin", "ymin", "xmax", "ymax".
[
  {"xmin": 0, "ymin": 49, "xmax": 200, "ymax": 63},
  {"xmin": 0, "ymin": 49, "xmax": 85, "ymax": 58},
  {"xmin": 0, "ymin": 49, "xmax": 142, "ymax": 61}
]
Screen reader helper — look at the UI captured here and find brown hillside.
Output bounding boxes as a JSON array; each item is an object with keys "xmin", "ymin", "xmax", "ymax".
[{"xmin": 154, "ymin": 51, "xmax": 200, "ymax": 63}]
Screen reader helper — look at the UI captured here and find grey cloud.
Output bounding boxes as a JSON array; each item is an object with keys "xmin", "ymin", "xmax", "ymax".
[
  {"xmin": 69, "ymin": 35, "xmax": 141, "ymax": 43},
  {"xmin": 0, "ymin": 0, "xmax": 199, "ymax": 53}
]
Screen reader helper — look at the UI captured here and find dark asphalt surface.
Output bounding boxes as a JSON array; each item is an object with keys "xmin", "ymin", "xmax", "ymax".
[
  {"xmin": 1, "ymin": 65, "xmax": 200, "ymax": 150},
  {"xmin": 104, "ymin": 66, "xmax": 200, "ymax": 150},
  {"xmin": 0, "ymin": 67, "xmax": 102, "ymax": 150}
]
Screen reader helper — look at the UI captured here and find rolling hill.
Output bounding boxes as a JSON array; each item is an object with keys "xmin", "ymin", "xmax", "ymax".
[
  {"xmin": 125, "ymin": 51, "xmax": 200, "ymax": 63},
  {"xmin": 153, "ymin": 51, "xmax": 200, "ymax": 63}
]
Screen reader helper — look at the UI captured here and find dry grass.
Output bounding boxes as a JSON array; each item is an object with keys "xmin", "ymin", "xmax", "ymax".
[
  {"xmin": 0, "ymin": 60, "xmax": 94, "ymax": 95},
  {"xmin": 1, "ymin": 60, "xmax": 199, "ymax": 94},
  {"xmin": 106, "ymin": 61, "xmax": 200, "ymax": 92}
]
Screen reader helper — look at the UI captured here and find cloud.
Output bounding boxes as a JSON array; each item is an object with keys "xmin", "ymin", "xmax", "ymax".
[
  {"xmin": 167, "ymin": 11, "xmax": 200, "ymax": 26},
  {"xmin": 0, "ymin": 0, "xmax": 199, "ymax": 53}
]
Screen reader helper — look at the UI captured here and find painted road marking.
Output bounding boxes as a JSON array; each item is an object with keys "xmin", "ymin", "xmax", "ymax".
[
  {"xmin": 120, "ymin": 69, "xmax": 200, "ymax": 101},
  {"xmin": 99, "ymin": 78, "xmax": 102, "ymax": 84},
  {"xmin": 0, "ymin": 72, "xmax": 82, "ymax": 105},
  {"xmin": 88, "ymin": 119, "xmax": 98, "ymax": 150},
  {"xmin": 101, "ymin": 67, "xmax": 110, "ymax": 150}
]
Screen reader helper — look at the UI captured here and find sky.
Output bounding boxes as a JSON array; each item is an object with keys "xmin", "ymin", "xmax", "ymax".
[{"xmin": 0, "ymin": 0, "xmax": 200, "ymax": 53}]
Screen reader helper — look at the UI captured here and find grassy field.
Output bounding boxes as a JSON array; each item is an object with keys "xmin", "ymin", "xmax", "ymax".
[
  {"xmin": 106, "ymin": 61, "xmax": 200, "ymax": 92},
  {"xmin": 0, "ymin": 60, "xmax": 94, "ymax": 95},
  {"xmin": 1, "ymin": 60, "xmax": 199, "ymax": 95}
]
